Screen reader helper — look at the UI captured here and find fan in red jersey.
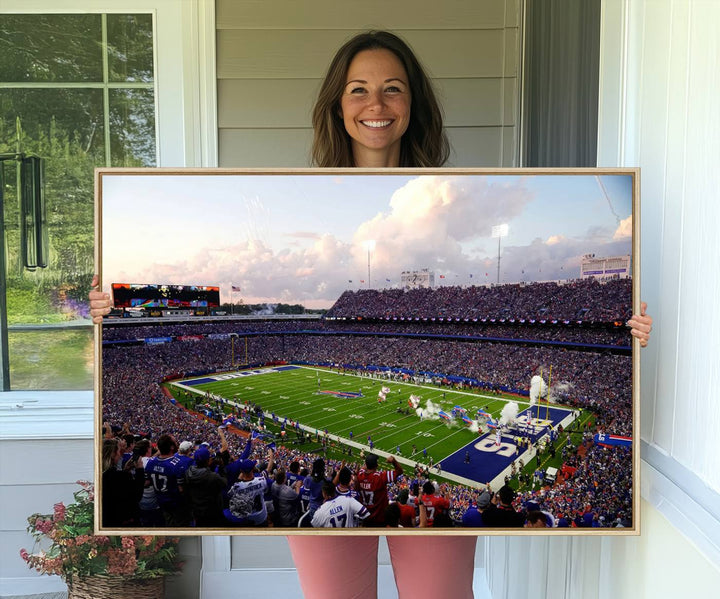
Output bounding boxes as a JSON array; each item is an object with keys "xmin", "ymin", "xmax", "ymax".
[
  {"xmin": 355, "ymin": 453, "xmax": 403, "ymax": 526},
  {"xmin": 420, "ymin": 480, "xmax": 451, "ymax": 527}
]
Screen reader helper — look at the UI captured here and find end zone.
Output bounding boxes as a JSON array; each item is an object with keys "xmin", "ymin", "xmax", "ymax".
[{"xmin": 439, "ymin": 405, "xmax": 575, "ymax": 487}]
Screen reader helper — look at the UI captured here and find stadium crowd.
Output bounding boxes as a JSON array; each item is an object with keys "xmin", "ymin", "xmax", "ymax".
[
  {"xmin": 100, "ymin": 279, "xmax": 633, "ymax": 529},
  {"xmin": 325, "ymin": 278, "xmax": 631, "ymax": 322},
  {"xmin": 102, "ymin": 279, "xmax": 632, "ymax": 348},
  {"xmin": 104, "ymin": 319, "xmax": 630, "ymax": 347},
  {"xmin": 104, "ymin": 331, "xmax": 631, "ymax": 434},
  {"xmin": 101, "ymin": 414, "xmax": 631, "ymax": 529}
]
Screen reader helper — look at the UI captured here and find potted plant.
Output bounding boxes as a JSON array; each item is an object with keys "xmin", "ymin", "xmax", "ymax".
[{"xmin": 20, "ymin": 480, "xmax": 182, "ymax": 599}]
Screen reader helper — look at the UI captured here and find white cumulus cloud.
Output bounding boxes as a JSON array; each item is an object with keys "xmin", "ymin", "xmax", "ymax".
[{"xmin": 613, "ymin": 215, "xmax": 632, "ymax": 240}]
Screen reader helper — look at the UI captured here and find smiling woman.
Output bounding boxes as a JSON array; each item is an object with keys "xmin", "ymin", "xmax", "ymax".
[
  {"xmin": 340, "ymin": 48, "xmax": 412, "ymax": 167},
  {"xmin": 311, "ymin": 31, "xmax": 448, "ymax": 168}
]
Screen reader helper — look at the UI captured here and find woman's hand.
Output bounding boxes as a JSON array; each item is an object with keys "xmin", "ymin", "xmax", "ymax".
[
  {"xmin": 89, "ymin": 274, "xmax": 111, "ymax": 324},
  {"xmin": 627, "ymin": 301, "xmax": 653, "ymax": 348}
]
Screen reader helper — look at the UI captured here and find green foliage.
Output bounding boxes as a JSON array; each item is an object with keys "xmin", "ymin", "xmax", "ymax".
[
  {"xmin": 0, "ymin": 15, "xmax": 104, "ymax": 82},
  {"xmin": 1, "ymin": 112, "xmax": 97, "ymax": 322},
  {"xmin": 274, "ymin": 303, "xmax": 305, "ymax": 314},
  {"xmin": 2, "ymin": 13, "xmax": 156, "ymax": 325},
  {"xmin": 218, "ymin": 302, "xmax": 252, "ymax": 315},
  {"xmin": 8, "ymin": 328, "xmax": 93, "ymax": 390},
  {"xmin": 5, "ymin": 282, "xmax": 59, "ymax": 324},
  {"xmin": 217, "ymin": 302, "xmax": 321, "ymax": 315}
]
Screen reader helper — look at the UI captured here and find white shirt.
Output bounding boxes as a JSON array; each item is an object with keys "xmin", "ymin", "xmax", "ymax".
[{"xmin": 311, "ymin": 494, "xmax": 370, "ymax": 528}]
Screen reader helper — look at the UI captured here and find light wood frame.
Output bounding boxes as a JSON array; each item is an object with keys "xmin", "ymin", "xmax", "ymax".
[{"xmin": 94, "ymin": 167, "xmax": 640, "ymax": 536}]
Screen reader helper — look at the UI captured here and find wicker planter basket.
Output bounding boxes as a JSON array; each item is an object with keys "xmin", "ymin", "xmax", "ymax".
[{"xmin": 67, "ymin": 575, "xmax": 165, "ymax": 599}]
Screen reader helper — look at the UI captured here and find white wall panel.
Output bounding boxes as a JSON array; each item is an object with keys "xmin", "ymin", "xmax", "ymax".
[
  {"xmin": 0, "ymin": 402, "xmax": 94, "ymax": 585},
  {"xmin": 219, "ymin": 128, "xmax": 313, "ymax": 167},
  {"xmin": 230, "ymin": 536, "xmax": 296, "ymax": 569},
  {"xmin": 218, "ymin": 29, "xmax": 509, "ymax": 80},
  {"xmin": 616, "ymin": 0, "xmax": 720, "ymax": 488},
  {"xmin": 601, "ymin": 0, "xmax": 720, "ymax": 487},
  {"xmin": 0, "ymin": 483, "xmax": 88, "ymax": 531},
  {"xmin": 486, "ymin": 536, "xmax": 604, "ymax": 599},
  {"xmin": 671, "ymin": 1, "xmax": 720, "ymax": 483},
  {"xmin": 217, "ymin": 0, "xmax": 509, "ymax": 30},
  {"xmin": 0, "ymin": 439, "xmax": 93, "ymax": 485},
  {"xmin": 1, "ymin": 530, "xmax": 63, "ymax": 581},
  {"xmin": 637, "ymin": 0, "xmax": 676, "ymax": 454},
  {"xmin": 218, "ymin": 78, "xmax": 514, "ymax": 129},
  {"xmin": 446, "ymin": 127, "xmax": 505, "ymax": 167}
]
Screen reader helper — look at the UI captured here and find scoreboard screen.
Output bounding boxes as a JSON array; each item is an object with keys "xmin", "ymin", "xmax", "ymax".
[{"xmin": 111, "ymin": 283, "xmax": 220, "ymax": 309}]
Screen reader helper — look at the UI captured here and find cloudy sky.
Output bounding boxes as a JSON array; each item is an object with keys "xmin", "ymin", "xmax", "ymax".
[{"xmin": 100, "ymin": 172, "xmax": 634, "ymax": 309}]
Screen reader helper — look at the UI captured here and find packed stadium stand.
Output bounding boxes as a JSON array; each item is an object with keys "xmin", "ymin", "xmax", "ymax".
[{"xmin": 101, "ymin": 280, "xmax": 633, "ymax": 529}]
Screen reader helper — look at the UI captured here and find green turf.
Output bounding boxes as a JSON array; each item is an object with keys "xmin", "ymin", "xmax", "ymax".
[{"xmin": 173, "ymin": 365, "xmax": 538, "ymax": 466}]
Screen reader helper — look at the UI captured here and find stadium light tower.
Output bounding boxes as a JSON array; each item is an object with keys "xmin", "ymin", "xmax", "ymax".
[
  {"xmin": 363, "ymin": 239, "xmax": 376, "ymax": 288},
  {"xmin": 491, "ymin": 224, "xmax": 508, "ymax": 284}
]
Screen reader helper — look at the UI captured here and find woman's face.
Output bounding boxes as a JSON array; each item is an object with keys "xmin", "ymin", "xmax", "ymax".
[{"xmin": 340, "ymin": 48, "xmax": 411, "ymax": 167}]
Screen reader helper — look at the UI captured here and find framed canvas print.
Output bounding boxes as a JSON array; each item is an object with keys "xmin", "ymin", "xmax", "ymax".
[{"xmin": 95, "ymin": 168, "xmax": 639, "ymax": 536}]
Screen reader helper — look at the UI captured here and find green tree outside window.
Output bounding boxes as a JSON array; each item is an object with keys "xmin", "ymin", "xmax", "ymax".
[{"xmin": 1, "ymin": 13, "xmax": 156, "ymax": 389}]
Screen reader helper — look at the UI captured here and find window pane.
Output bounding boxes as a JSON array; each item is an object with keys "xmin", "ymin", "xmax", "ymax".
[
  {"xmin": 107, "ymin": 14, "xmax": 155, "ymax": 83},
  {"xmin": 8, "ymin": 329, "xmax": 93, "ymax": 390},
  {"xmin": 1, "ymin": 12, "xmax": 157, "ymax": 390},
  {"xmin": 1, "ymin": 88, "xmax": 103, "ymax": 293},
  {"xmin": 0, "ymin": 88, "xmax": 106, "ymax": 164},
  {"xmin": 110, "ymin": 89, "xmax": 157, "ymax": 167},
  {"xmin": 0, "ymin": 14, "xmax": 103, "ymax": 82}
]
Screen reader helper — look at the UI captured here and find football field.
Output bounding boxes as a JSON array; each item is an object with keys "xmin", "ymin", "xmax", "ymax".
[{"xmin": 171, "ymin": 365, "xmax": 575, "ymax": 488}]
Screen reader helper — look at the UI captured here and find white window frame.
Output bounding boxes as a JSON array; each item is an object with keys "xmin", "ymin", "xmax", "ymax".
[
  {"xmin": 0, "ymin": 0, "xmax": 217, "ymax": 420},
  {"xmin": 1, "ymin": 0, "xmax": 218, "ymax": 168}
]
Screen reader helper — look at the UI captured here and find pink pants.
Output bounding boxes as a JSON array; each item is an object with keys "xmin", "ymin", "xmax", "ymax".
[{"xmin": 287, "ymin": 535, "xmax": 477, "ymax": 599}]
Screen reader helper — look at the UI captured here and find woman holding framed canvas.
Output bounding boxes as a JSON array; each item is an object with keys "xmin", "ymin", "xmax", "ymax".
[{"xmin": 91, "ymin": 30, "xmax": 652, "ymax": 599}]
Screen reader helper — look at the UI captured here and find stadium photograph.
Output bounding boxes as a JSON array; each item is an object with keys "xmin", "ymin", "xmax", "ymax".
[{"xmin": 96, "ymin": 169, "xmax": 637, "ymax": 534}]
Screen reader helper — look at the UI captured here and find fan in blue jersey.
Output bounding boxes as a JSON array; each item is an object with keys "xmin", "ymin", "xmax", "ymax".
[
  {"xmin": 286, "ymin": 460, "xmax": 305, "ymax": 488},
  {"xmin": 334, "ymin": 466, "xmax": 359, "ymax": 500},
  {"xmin": 175, "ymin": 440, "xmax": 195, "ymax": 470},
  {"xmin": 224, "ymin": 434, "xmax": 255, "ymax": 490},
  {"xmin": 311, "ymin": 481, "xmax": 369, "ymax": 528},
  {"xmin": 144, "ymin": 434, "xmax": 192, "ymax": 527},
  {"xmin": 119, "ymin": 433, "xmax": 137, "ymax": 469},
  {"xmin": 298, "ymin": 474, "xmax": 312, "ymax": 515},
  {"xmin": 298, "ymin": 458, "xmax": 333, "ymax": 527}
]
